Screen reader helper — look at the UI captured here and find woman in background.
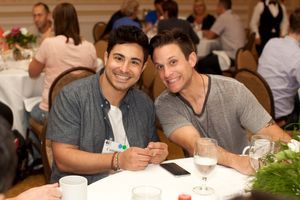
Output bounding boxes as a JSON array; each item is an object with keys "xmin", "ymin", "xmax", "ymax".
[{"xmin": 186, "ymin": 0, "xmax": 215, "ymax": 31}]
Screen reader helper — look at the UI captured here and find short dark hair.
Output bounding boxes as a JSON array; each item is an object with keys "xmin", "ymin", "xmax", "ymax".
[
  {"xmin": 219, "ymin": 0, "xmax": 232, "ymax": 10},
  {"xmin": 0, "ymin": 116, "xmax": 17, "ymax": 193},
  {"xmin": 107, "ymin": 26, "xmax": 149, "ymax": 64},
  {"xmin": 33, "ymin": 2, "xmax": 50, "ymax": 13},
  {"xmin": 289, "ymin": 7, "xmax": 300, "ymax": 34},
  {"xmin": 53, "ymin": 3, "xmax": 81, "ymax": 45},
  {"xmin": 149, "ymin": 29, "xmax": 196, "ymax": 60},
  {"xmin": 162, "ymin": 0, "xmax": 178, "ymax": 18},
  {"xmin": 154, "ymin": 0, "xmax": 164, "ymax": 4}
]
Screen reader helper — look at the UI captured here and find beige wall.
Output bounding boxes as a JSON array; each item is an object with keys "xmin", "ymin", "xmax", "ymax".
[{"xmin": 1, "ymin": 0, "xmax": 300, "ymax": 42}]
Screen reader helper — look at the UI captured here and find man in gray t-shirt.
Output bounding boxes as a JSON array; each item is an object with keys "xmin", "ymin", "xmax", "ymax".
[{"xmin": 149, "ymin": 29, "xmax": 291, "ymax": 175}]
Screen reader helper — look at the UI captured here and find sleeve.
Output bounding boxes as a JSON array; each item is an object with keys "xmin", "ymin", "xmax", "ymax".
[
  {"xmin": 249, "ymin": 2, "xmax": 264, "ymax": 39},
  {"xmin": 46, "ymin": 87, "xmax": 81, "ymax": 145},
  {"xmin": 155, "ymin": 94, "xmax": 193, "ymax": 138},
  {"xmin": 236, "ymin": 82, "xmax": 272, "ymax": 133},
  {"xmin": 280, "ymin": 4, "xmax": 289, "ymax": 37},
  {"xmin": 149, "ymin": 101, "xmax": 158, "ymax": 142},
  {"xmin": 34, "ymin": 38, "xmax": 49, "ymax": 64},
  {"xmin": 210, "ymin": 14, "xmax": 225, "ymax": 37}
]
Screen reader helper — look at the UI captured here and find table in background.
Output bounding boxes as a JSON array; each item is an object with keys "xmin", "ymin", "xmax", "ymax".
[
  {"xmin": 88, "ymin": 158, "xmax": 249, "ymax": 200},
  {"xmin": 196, "ymin": 31, "xmax": 221, "ymax": 59},
  {"xmin": 0, "ymin": 63, "xmax": 44, "ymax": 136}
]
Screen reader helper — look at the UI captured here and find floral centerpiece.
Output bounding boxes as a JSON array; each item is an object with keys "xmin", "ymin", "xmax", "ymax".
[
  {"xmin": 251, "ymin": 125, "xmax": 300, "ymax": 199},
  {"xmin": 2, "ymin": 27, "xmax": 36, "ymax": 60}
]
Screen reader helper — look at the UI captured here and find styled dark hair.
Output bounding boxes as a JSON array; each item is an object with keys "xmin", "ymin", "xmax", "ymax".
[
  {"xmin": 162, "ymin": 0, "xmax": 178, "ymax": 18},
  {"xmin": 107, "ymin": 26, "xmax": 149, "ymax": 64},
  {"xmin": 53, "ymin": 3, "xmax": 81, "ymax": 45},
  {"xmin": 0, "ymin": 116, "xmax": 17, "ymax": 193},
  {"xmin": 33, "ymin": 2, "xmax": 50, "ymax": 13},
  {"xmin": 149, "ymin": 29, "xmax": 196, "ymax": 60},
  {"xmin": 219, "ymin": 0, "xmax": 232, "ymax": 10},
  {"xmin": 289, "ymin": 7, "xmax": 300, "ymax": 34}
]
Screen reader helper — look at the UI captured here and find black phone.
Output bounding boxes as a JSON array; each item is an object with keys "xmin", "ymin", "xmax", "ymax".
[{"xmin": 160, "ymin": 162, "xmax": 191, "ymax": 176}]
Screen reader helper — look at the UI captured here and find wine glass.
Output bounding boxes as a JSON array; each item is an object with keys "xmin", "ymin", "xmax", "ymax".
[
  {"xmin": 193, "ymin": 138, "xmax": 218, "ymax": 195},
  {"xmin": 248, "ymin": 135, "xmax": 273, "ymax": 171}
]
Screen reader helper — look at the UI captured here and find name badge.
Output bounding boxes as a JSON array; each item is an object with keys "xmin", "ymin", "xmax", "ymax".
[{"xmin": 102, "ymin": 139, "xmax": 127, "ymax": 153}]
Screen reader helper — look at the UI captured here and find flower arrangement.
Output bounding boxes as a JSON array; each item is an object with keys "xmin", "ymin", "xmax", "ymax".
[
  {"xmin": 2, "ymin": 27, "xmax": 36, "ymax": 49},
  {"xmin": 251, "ymin": 125, "xmax": 300, "ymax": 199}
]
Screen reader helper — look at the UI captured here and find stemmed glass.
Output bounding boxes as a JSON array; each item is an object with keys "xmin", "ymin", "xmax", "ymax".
[
  {"xmin": 248, "ymin": 135, "xmax": 273, "ymax": 171},
  {"xmin": 193, "ymin": 138, "xmax": 218, "ymax": 195}
]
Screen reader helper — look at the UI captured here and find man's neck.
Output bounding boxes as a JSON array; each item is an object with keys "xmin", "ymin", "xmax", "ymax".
[
  {"xmin": 99, "ymin": 73, "xmax": 127, "ymax": 107},
  {"xmin": 39, "ymin": 21, "xmax": 52, "ymax": 34},
  {"xmin": 289, "ymin": 32, "xmax": 300, "ymax": 43}
]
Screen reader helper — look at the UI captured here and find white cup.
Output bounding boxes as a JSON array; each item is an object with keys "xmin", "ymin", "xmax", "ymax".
[
  {"xmin": 59, "ymin": 175, "xmax": 87, "ymax": 200},
  {"xmin": 132, "ymin": 185, "xmax": 161, "ymax": 200}
]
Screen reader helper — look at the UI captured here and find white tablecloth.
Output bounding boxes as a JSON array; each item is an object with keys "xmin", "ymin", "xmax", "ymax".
[
  {"xmin": 88, "ymin": 158, "xmax": 249, "ymax": 200},
  {"xmin": 0, "ymin": 66, "xmax": 44, "ymax": 136},
  {"xmin": 196, "ymin": 31, "xmax": 221, "ymax": 59}
]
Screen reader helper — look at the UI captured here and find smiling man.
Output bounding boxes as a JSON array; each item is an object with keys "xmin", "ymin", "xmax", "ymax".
[
  {"xmin": 46, "ymin": 26, "xmax": 168, "ymax": 184},
  {"xmin": 149, "ymin": 30, "xmax": 290, "ymax": 175}
]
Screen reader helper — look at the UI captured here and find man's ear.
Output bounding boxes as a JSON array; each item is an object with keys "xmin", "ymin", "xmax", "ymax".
[{"xmin": 188, "ymin": 52, "xmax": 198, "ymax": 68}]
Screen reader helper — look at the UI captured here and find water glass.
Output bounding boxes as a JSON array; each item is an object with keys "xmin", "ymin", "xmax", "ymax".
[{"xmin": 131, "ymin": 185, "xmax": 161, "ymax": 200}]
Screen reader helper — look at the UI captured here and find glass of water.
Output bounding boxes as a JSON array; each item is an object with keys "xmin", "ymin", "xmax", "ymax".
[{"xmin": 193, "ymin": 138, "xmax": 218, "ymax": 195}]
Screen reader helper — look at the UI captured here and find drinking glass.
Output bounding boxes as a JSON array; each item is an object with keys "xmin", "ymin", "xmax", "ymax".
[
  {"xmin": 193, "ymin": 138, "xmax": 218, "ymax": 195},
  {"xmin": 248, "ymin": 135, "xmax": 273, "ymax": 171},
  {"xmin": 131, "ymin": 185, "xmax": 161, "ymax": 200}
]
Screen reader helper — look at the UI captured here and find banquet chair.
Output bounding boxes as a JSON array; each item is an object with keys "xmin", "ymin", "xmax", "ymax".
[
  {"xmin": 138, "ymin": 58, "xmax": 157, "ymax": 99},
  {"xmin": 244, "ymin": 32, "xmax": 258, "ymax": 62},
  {"xmin": 42, "ymin": 67, "xmax": 96, "ymax": 182},
  {"xmin": 156, "ymin": 127, "xmax": 185, "ymax": 160},
  {"xmin": 93, "ymin": 21, "xmax": 106, "ymax": 43},
  {"xmin": 234, "ymin": 69, "xmax": 275, "ymax": 118},
  {"xmin": 152, "ymin": 73, "xmax": 166, "ymax": 100},
  {"xmin": 235, "ymin": 48, "xmax": 258, "ymax": 72},
  {"xmin": 94, "ymin": 40, "xmax": 108, "ymax": 61}
]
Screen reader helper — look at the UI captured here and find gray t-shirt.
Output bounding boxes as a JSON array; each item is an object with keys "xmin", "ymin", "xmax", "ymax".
[
  {"xmin": 155, "ymin": 75, "xmax": 271, "ymax": 154},
  {"xmin": 47, "ymin": 72, "xmax": 157, "ymax": 184}
]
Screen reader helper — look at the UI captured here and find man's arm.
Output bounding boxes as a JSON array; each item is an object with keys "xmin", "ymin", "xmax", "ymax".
[
  {"xmin": 28, "ymin": 58, "xmax": 44, "ymax": 78},
  {"xmin": 202, "ymin": 30, "xmax": 218, "ymax": 40},
  {"xmin": 52, "ymin": 142, "xmax": 153, "ymax": 174},
  {"xmin": 169, "ymin": 125, "xmax": 254, "ymax": 175},
  {"xmin": 257, "ymin": 121, "xmax": 291, "ymax": 142}
]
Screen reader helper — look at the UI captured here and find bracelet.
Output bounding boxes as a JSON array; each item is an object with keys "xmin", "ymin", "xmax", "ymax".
[
  {"xmin": 115, "ymin": 152, "xmax": 121, "ymax": 170},
  {"xmin": 111, "ymin": 152, "xmax": 118, "ymax": 171}
]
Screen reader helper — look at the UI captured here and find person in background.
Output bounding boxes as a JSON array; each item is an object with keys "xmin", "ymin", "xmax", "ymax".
[
  {"xmin": 250, "ymin": 0, "xmax": 289, "ymax": 55},
  {"xmin": 149, "ymin": 29, "xmax": 291, "ymax": 175},
  {"xmin": 186, "ymin": 0, "xmax": 215, "ymax": 31},
  {"xmin": 100, "ymin": 0, "xmax": 141, "ymax": 40},
  {"xmin": 28, "ymin": 2, "xmax": 53, "ymax": 45},
  {"xmin": 157, "ymin": 0, "xmax": 199, "ymax": 45},
  {"xmin": 197, "ymin": 0, "xmax": 246, "ymax": 75},
  {"xmin": 28, "ymin": 2, "xmax": 98, "ymax": 124},
  {"xmin": 0, "ymin": 116, "xmax": 61, "ymax": 200},
  {"xmin": 257, "ymin": 7, "xmax": 300, "ymax": 127},
  {"xmin": 46, "ymin": 26, "xmax": 168, "ymax": 184},
  {"xmin": 112, "ymin": 0, "xmax": 141, "ymax": 29},
  {"xmin": 144, "ymin": 0, "xmax": 165, "ymax": 34}
]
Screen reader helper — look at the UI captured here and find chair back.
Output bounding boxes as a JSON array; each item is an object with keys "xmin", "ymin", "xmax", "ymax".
[
  {"xmin": 152, "ymin": 73, "xmax": 166, "ymax": 100},
  {"xmin": 156, "ymin": 128, "xmax": 185, "ymax": 160},
  {"xmin": 235, "ymin": 48, "xmax": 258, "ymax": 72},
  {"xmin": 93, "ymin": 21, "xmax": 106, "ymax": 43},
  {"xmin": 139, "ymin": 58, "xmax": 157, "ymax": 98},
  {"xmin": 0, "ymin": 101, "xmax": 13, "ymax": 128},
  {"xmin": 94, "ymin": 40, "xmax": 108, "ymax": 61},
  {"xmin": 244, "ymin": 32, "xmax": 258, "ymax": 62},
  {"xmin": 42, "ymin": 67, "xmax": 96, "ymax": 183},
  {"xmin": 234, "ymin": 69, "xmax": 275, "ymax": 118}
]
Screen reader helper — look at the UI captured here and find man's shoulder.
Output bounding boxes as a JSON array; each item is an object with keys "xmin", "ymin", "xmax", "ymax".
[
  {"xmin": 210, "ymin": 75, "xmax": 244, "ymax": 90},
  {"xmin": 155, "ymin": 90, "xmax": 177, "ymax": 106}
]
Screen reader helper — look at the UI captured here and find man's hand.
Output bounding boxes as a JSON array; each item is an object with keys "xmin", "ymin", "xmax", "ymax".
[
  {"xmin": 232, "ymin": 155, "xmax": 255, "ymax": 175},
  {"xmin": 13, "ymin": 183, "xmax": 61, "ymax": 200},
  {"xmin": 147, "ymin": 142, "xmax": 168, "ymax": 164},
  {"xmin": 118, "ymin": 147, "xmax": 152, "ymax": 171}
]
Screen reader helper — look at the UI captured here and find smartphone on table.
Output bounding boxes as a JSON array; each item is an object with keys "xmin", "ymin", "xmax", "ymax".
[{"xmin": 160, "ymin": 162, "xmax": 191, "ymax": 176}]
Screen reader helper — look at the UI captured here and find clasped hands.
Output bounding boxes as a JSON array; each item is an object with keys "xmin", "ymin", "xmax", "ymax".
[{"xmin": 117, "ymin": 142, "xmax": 168, "ymax": 171}]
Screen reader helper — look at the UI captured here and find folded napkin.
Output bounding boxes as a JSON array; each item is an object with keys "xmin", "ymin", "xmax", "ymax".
[
  {"xmin": 24, "ymin": 96, "xmax": 41, "ymax": 112},
  {"xmin": 212, "ymin": 50, "xmax": 231, "ymax": 71}
]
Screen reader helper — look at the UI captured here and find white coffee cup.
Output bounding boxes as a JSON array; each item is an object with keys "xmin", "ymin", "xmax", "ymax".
[
  {"xmin": 59, "ymin": 175, "xmax": 87, "ymax": 200},
  {"xmin": 132, "ymin": 185, "xmax": 161, "ymax": 200}
]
